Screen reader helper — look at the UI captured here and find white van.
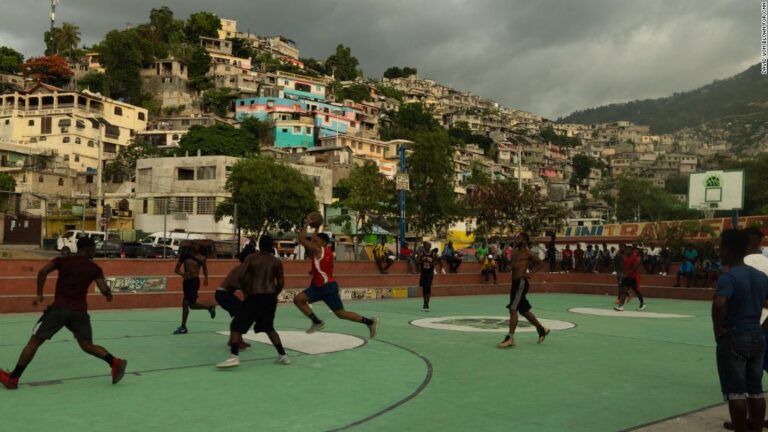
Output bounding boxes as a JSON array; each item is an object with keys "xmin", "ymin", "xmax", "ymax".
[
  {"xmin": 140, "ymin": 231, "xmax": 206, "ymax": 251},
  {"xmin": 57, "ymin": 230, "xmax": 108, "ymax": 255}
]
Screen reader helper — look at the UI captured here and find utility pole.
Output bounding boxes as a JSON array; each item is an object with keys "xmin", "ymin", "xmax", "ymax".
[
  {"xmin": 398, "ymin": 144, "xmax": 407, "ymax": 251},
  {"xmin": 162, "ymin": 197, "xmax": 168, "ymax": 259},
  {"xmin": 96, "ymin": 136, "xmax": 104, "ymax": 235},
  {"xmin": 517, "ymin": 146, "xmax": 523, "ymax": 192},
  {"xmin": 232, "ymin": 203, "xmax": 238, "ymax": 259}
]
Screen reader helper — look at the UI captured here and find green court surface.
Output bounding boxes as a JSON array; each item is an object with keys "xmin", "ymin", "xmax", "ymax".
[{"xmin": 0, "ymin": 294, "xmax": 721, "ymax": 432}]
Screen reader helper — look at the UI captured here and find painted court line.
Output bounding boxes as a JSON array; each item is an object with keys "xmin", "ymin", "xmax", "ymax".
[{"xmin": 569, "ymin": 308, "xmax": 693, "ymax": 318}]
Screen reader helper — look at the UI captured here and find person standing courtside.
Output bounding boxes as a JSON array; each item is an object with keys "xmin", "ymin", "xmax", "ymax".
[
  {"xmin": 173, "ymin": 241, "xmax": 215, "ymax": 334},
  {"xmin": 417, "ymin": 242, "xmax": 437, "ymax": 311},
  {"xmin": 497, "ymin": 233, "xmax": 550, "ymax": 349},
  {"xmin": 0, "ymin": 237, "xmax": 127, "ymax": 390}
]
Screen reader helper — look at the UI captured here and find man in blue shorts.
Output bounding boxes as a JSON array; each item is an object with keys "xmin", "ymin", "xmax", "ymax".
[
  {"xmin": 292, "ymin": 216, "xmax": 379, "ymax": 337},
  {"xmin": 713, "ymin": 229, "xmax": 768, "ymax": 432}
]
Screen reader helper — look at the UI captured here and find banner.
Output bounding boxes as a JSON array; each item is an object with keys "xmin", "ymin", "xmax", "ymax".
[
  {"xmin": 558, "ymin": 215, "xmax": 768, "ymax": 240},
  {"xmin": 104, "ymin": 276, "xmax": 167, "ymax": 293}
]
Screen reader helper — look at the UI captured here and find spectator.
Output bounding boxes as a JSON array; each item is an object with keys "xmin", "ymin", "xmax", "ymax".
[
  {"xmin": 598, "ymin": 243, "xmax": 611, "ymax": 273},
  {"xmin": 574, "ymin": 244, "xmax": 585, "ymax": 272},
  {"xmin": 373, "ymin": 238, "xmax": 395, "ymax": 274},
  {"xmin": 745, "ymin": 227, "xmax": 768, "ymax": 275},
  {"xmin": 546, "ymin": 240, "xmax": 557, "ymax": 273},
  {"xmin": 659, "ymin": 246, "xmax": 671, "ymax": 276},
  {"xmin": 475, "ymin": 242, "xmax": 489, "ymax": 262},
  {"xmin": 503, "ymin": 242, "xmax": 513, "ymax": 273},
  {"xmin": 400, "ymin": 242, "xmax": 417, "ymax": 274},
  {"xmin": 561, "ymin": 244, "xmax": 573, "ymax": 273},
  {"xmin": 238, "ymin": 235, "xmax": 257, "ymax": 263},
  {"xmin": 442, "ymin": 241, "xmax": 462, "ymax": 273},
  {"xmin": 481, "ymin": 248, "xmax": 498, "ymax": 285},
  {"xmin": 584, "ymin": 245, "xmax": 596, "ymax": 273},
  {"xmin": 675, "ymin": 245, "xmax": 698, "ymax": 287}
]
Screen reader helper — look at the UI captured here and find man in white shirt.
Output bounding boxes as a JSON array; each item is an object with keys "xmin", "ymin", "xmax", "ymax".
[{"xmin": 745, "ymin": 228, "xmax": 768, "ymax": 275}]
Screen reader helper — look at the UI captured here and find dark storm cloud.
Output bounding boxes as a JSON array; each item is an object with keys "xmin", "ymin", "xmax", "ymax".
[{"xmin": 0, "ymin": 0, "xmax": 757, "ymax": 117}]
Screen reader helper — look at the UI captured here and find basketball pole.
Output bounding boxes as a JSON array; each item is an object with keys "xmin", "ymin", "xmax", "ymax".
[{"xmin": 731, "ymin": 208, "xmax": 739, "ymax": 229}]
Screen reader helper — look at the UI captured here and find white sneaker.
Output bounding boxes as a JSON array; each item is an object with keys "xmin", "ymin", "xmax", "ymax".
[
  {"xmin": 306, "ymin": 321, "xmax": 326, "ymax": 334},
  {"xmin": 275, "ymin": 355, "xmax": 291, "ymax": 365},
  {"xmin": 441, "ymin": 269, "xmax": 446, "ymax": 274},
  {"xmin": 611, "ymin": 271, "xmax": 616, "ymax": 275},
  {"xmin": 422, "ymin": 306, "xmax": 430, "ymax": 312},
  {"xmin": 614, "ymin": 306, "xmax": 624, "ymax": 312},
  {"xmin": 217, "ymin": 354, "xmax": 240, "ymax": 368},
  {"xmin": 638, "ymin": 304, "xmax": 647, "ymax": 311},
  {"xmin": 368, "ymin": 317, "xmax": 380, "ymax": 338}
]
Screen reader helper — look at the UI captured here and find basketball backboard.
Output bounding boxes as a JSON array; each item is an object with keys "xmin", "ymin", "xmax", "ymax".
[{"xmin": 688, "ymin": 170, "xmax": 744, "ymax": 210}]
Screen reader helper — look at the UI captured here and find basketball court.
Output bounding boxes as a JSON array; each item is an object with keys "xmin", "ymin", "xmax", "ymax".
[{"xmin": 0, "ymin": 293, "xmax": 725, "ymax": 431}]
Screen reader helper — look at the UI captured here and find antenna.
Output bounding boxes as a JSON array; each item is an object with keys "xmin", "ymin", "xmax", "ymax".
[{"xmin": 50, "ymin": 0, "xmax": 59, "ymax": 33}]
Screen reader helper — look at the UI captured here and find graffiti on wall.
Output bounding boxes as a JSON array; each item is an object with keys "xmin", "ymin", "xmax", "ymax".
[
  {"xmin": 105, "ymin": 277, "xmax": 167, "ymax": 293},
  {"xmin": 560, "ymin": 216, "xmax": 768, "ymax": 239}
]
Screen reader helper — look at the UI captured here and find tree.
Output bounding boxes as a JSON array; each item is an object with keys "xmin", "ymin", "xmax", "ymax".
[
  {"xmin": 0, "ymin": 173, "xmax": 16, "ymax": 212},
  {"xmin": 228, "ymin": 37, "xmax": 254, "ymax": 59},
  {"xmin": 664, "ymin": 174, "xmax": 689, "ymax": 195},
  {"xmin": 325, "ymin": 44, "xmax": 360, "ymax": 81},
  {"xmin": 58, "ymin": 23, "xmax": 82, "ymax": 59},
  {"xmin": 570, "ymin": 154, "xmax": 594, "ymax": 185},
  {"xmin": 383, "ymin": 103, "xmax": 440, "ymax": 140},
  {"xmin": 184, "ymin": 45, "xmax": 212, "ymax": 90},
  {"xmin": 150, "ymin": 6, "xmax": 184, "ymax": 44},
  {"xmin": 406, "ymin": 130, "xmax": 461, "ymax": 234},
  {"xmin": 720, "ymin": 154, "xmax": 768, "ymax": 215},
  {"xmin": 215, "ymin": 157, "xmax": 318, "ymax": 235},
  {"xmin": 20, "ymin": 55, "xmax": 73, "ymax": 87},
  {"xmin": 383, "ymin": 66, "xmax": 417, "ymax": 79},
  {"xmin": 301, "ymin": 57, "xmax": 326, "ymax": 75},
  {"xmin": 201, "ymin": 87, "xmax": 237, "ymax": 116},
  {"xmin": 448, "ymin": 121, "xmax": 494, "ymax": 152},
  {"xmin": 592, "ymin": 175, "xmax": 696, "ymax": 222},
  {"xmin": 330, "ymin": 161, "xmax": 397, "ymax": 237},
  {"xmin": 176, "ymin": 124, "xmax": 258, "ymax": 157},
  {"xmin": 240, "ymin": 117, "xmax": 274, "ymax": 147},
  {"xmin": 540, "ymin": 125, "xmax": 580, "ymax": 147},
  {"xmin": 76, "ymin": 72, "xmax": 109, "ymax": 94},
  {"xmin": 376, "ymin": 85, "xmax": 404, "ymax": 102},
  {"xmin": 103, "ymin": 139, "xmax": 167, "ymax": 182},
  {"xmin": 185, "ymin": 11, "xmax": 221, "ymax": 43},
  {"xmin": 335, "ymin": 84, "xmax": 372, "ymax": 103},
  {"xmin": 0, "ymin": 46, "xmax": 24, "ymax": 73},
  {"xmin": 99, "ymin": 29, "xmax": 155, "ymax": 103}
]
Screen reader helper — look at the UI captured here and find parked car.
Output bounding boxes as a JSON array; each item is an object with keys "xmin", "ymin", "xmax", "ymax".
[
  {"xmin": 94, "ymin": 240, "xmax": 122, "ymax": 258},
  {"xmin": 57, "ymin": 230, "xmax": 107, "ymax": 255},
  {"xmin": 179, "ymin": 239, "xmax": 234, "ymax": 259},
  {"xmin": 141, "ymin": 231, "xmax": 207, "ymax": 251},
  {"xmin": 120, "ymin": 242, "xmax": 177, "ymax": 259},
  {"xmin": 213, "ymin": 240, "xmax": 237, "ymax": 259}
]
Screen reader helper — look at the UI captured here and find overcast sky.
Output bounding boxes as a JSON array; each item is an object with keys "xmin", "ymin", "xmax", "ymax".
[{"xmin": 0, "ymin": 0, "xmax": 759, "ymax": 118}]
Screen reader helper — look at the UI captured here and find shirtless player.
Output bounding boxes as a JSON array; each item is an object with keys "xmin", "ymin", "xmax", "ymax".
[
  {"xmin": 173, "ymin": 241, "xmax": 215, "ymax": 334},
  {"xmin": 497, "ymin": 232, "xmax": 551, "ymax": 349}
]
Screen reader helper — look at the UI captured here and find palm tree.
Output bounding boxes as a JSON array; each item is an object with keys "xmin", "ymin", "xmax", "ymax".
[{"xmin": 56, "ymin": 22, "xmax": 81, "ymax": 58}]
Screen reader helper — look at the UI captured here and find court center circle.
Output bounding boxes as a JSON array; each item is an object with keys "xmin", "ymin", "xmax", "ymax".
[{"xmin": 410, "ymin": 316, "xmax": 576, "ymax": 333}]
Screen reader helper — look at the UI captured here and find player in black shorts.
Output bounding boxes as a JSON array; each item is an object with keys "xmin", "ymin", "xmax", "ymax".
[
  {"xmin": 218, "ymin": 235, "xmax": 289, "ymax": 368},
  {"xmin": 0, "ymin": 237, "xmax": 127, "ymax": 390},
  {"xmin": 174, "ymin": 241, "xmax": 215, "ymax": 334},
  {"xmin": 215, "ymin": 263, "xmax": 252, "ymax": 350},
  {"xmin": 417, "ymin": 242, "xmax": 436, "ymax": 311}
]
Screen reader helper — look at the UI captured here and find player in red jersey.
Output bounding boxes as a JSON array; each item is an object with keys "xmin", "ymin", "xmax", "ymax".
[
  {"xmin": 615, "ymin": 246, "xmax": 646, "ymax": 311},
  {"xmin": 292, "ymin": 216, "xmax": 379, "ymax": 337},
  {"xmin": 0, "ymin": 237, "xmax": 127, "ymax": 390}
]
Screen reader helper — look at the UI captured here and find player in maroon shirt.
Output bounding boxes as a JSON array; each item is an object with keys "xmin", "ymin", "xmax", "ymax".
[
  {"xmin": 0, "ymin": 237, "xmax": 127, "ymax": 390},
  {"xmin": 614, "ymin": 246, "xmax": 646, "ymax": 311}
]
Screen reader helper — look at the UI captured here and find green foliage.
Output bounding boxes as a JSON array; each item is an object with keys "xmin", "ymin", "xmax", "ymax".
[
  {"xmin": 184, "ymin": 12, "xmax": 221, "ymax": 43},
  {"xmin": 150, "ymin": 7, "xmax": 185, "ymax": 44},
  {"xmin": 335, "ymin": 84, "xmax": 372, "ymax": 103},
  {"xmin": 383, "ymin": 103, "xmax": 440, "ymax": 140},
  {"xmin": 44, "ymin": 23, "xmax": 81, "ymax": 59},
  {"xmin": 720, "ymin": 154, "xmax": 768, "ymax": 215},
  {"xmin": 240, "ymin": 117, "xmax": 275, "ymax": 147},
  {"xmin": 639, "ymin": 220, "xmax": 716, "ymax": 250},
  {"xmin": 664, "ymin": 175, "xmax": 689, "ymax": 195},
  {"xmin": 448, "ymin": 121, "xmax": 494, "ymax": 152},
  {"xmin": 99, "ymin": 29, "xmax": 155, "ymax": 103},
  {"xmin": 0, "ymin": 172, "xmax": 16, "ymax": 191},
  {"xmin": 592, "ymin": 175, "xmax": 697, "ymax": 222},
  {"xmin": 570, "ymin": 154, "xmax": 599, "ymax": 185},
  {"xmin": 406, "ymin": 130, "xmax": 461, "ymax": 234},
  {"xmin": 103, "ymin": 139, "xmax": 167, "ymax": 182},
  {"xmin": 560, "ymin": 64, "xmax": 768, "ymax": 136},
  {"xmin": 215, "ymin": 157, "xmax": 319, "ymax": 234},
  {"xmin": 301, "ymin": 57, "xmax": 327, "ymax": 75},
  {"xmin": 330, "ymin": 161, "xmax": 397, "ymax": 235},
  {"xmin": 228, "ymin": 37, "xmax": 255, "ymax": 59},
  {"xmin": 383, "ymin": 66, "xmax": 417, "ymax": 79},
  {"xmin": 201, "ymin": 87, "xmax": 237, "ymax": 116},
  {"xmin": 540, "ymin": 125, "xmax": 581, "ymax": 147},
  {"xmin": 325, "ymin": 44, "xmax": 360, "ymax": 81},
  {"xmin": 177, "ymin": 124, "xmax": 258, "ymax": 157},
  {"xmin": 76, "ymin": 72, "xmax": 109, "ymax": 94},
  {"xmin": 376, "ymin": 85, "xmax": 403, "ymax": 102},
  {"xmin": 0, "ymin": 46, "xmax": 24, "ymax": 73}
]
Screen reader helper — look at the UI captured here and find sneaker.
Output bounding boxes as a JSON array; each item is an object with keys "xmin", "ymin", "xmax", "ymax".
[
  {"xmin": 209, "ymin": 307, "xmax": 216, "ymax": 319},
  {"xmin": 367, "ymin": 317, "xmax": 380, "ymax": 338},
  {"xmin": 275, "ymin": 355, "xmax": 291, "ymax": 366},
  {"xmin": 537, "ymin": 328, "xmax": 551, "ymax": 344},
  {"xmin": 217, "ymin": 355, "xmax": 240, "ymax": 368},
  {"xmin": 422, "ymin": 306, "xmax": 430, "ymax": 312},
  {"xmin": 0, "ymin": 369, "xmax": 19, "ymax": 390},
  {"xmin": 306, "ymin": 321, "xmax": 326, "ymax": 334},
  {"xmin": 497, "ymin": 337, "xmax": 515, "ymax": 349},
  {"xmin": 638, "ymin": 304, "xmax": 647, "ymax": 311},
  {"xmin": 614, "ymin": 306, "xmax": 624, "ymax": 312},
  {"xmin": 611, "ymin": 271, "xmax": 617, "ymax": 275},
  {"xmin": 173, "ymin": 326, "xmax": 188, "ymax": 335},
  {"xmin": 111, "ymin": 358, "xmax": 127, "ymax": 384},
  {"xmin": 441, "ymin": 269, "xmax": 446, "ymax": 274}
]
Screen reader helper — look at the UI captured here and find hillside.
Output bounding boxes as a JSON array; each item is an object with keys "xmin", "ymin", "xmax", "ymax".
[{"xmin": 559, "ymin": 64, "xmax": 768, "ymax": 152}]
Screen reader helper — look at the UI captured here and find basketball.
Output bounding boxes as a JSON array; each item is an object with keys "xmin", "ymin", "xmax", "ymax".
[{"xmin": 307, "ymin": 211, "xmax": 324, "ymax": 228}]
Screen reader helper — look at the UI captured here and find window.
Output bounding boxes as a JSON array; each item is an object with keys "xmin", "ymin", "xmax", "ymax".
[
  {"xmin": 197, "ymin": 197, "xmax": 216, "ymax": 214},
  {"xmin": 86, "ymin": 175, "xmax": 93, "ymax": 184},
  {"xmin": 63, "ymin": 154, "xmax": 69, "ymax": 161},
  {"xmin": 295, "ymin": 82, "xmax": 311, "ymax": 92},
  {"xmin": 58, "ymin": 119, "xmax": 71, "ymax": 127},
  {"xmin": 281, "ymin": 128, "xmax": 288, "ymax": 133},
  {"xmin": 87, "ymin": 140, "xmax": 94, "ymax": 147},
  {"xmin": 177, "ymin": 168, "xmax": 194, "ymax": 180},
  {"xmin": 4, "ymin": 120, "xmax": 8, "ymax": 125},
  {"xmin": 75, "ymin": 137, "xmax": 81, "ymax": 144},
  {"xmin": 138, "ymin": 112, "xmax": 145, "ymax": 121},
  {"xmin": 58, "ymin": 178, "xmax": 64, "ymax": 186},
  {"xmin": 153, "ymin": 198, "xmax": 169, "ymax": 215},
  {"xmin": 142, "ymin": 199, "xmax": 148, "ymax": 214},
  {"xmin": 293, "ymin": 126, "xmax": 301, "ymax": 134},
  {"xmin": 63, "ymin": 137, "xmax": 70, "ymax": 143},
  {"xmin": 74, "ymin": 155, "xmax": 80, "ymax": 162},
  {"xmin": 309, "ymin": 175, "xmax": 321, "ymax": 187},
  {"xmin": 176, "ymin": 196, "xmax": 193, "ymax": 214},
  {"xmin": 181, "ymin": 119, "xmax": 190, "ymax": 126},
  {"xmin": 41, "ymin": 116, "xmax": 52, "ymax": 134},
  {"xmin": 105, "ymin": 125, "xmax": 120, "ymax": 139},
  {"xmin": 196, "ymin": 166, "xmax": 216, "ymax": 180},
  {"xmin": 305, "ymin": 127, "xmax": 312, "ymax": 134},
  {"xmin": 27, "ymin": 199, "xmax": 40, "ymax": 209},
  {"xmin": 172, "ymin": 134, "xmax": 179, "ymax": 141},
  {"xmin": 28, "ymin": 120, "xmax": 34, "ymax": 126},
  {"xmin": 225, "ymin": 166, "xmax": 232, "ymax": 177},
  {"xmin": 114, "ymin": 106, "xmax": 123, "ymax": 116},
  {"xmin": 38, "ymin": 176, "xmax": 44, "ymax": 183},
  {"xmin": 76, "ymin": 120, "xmax": 85, "ymax": 129}
]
